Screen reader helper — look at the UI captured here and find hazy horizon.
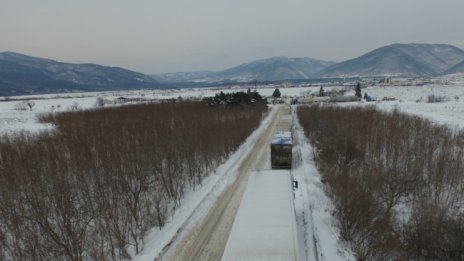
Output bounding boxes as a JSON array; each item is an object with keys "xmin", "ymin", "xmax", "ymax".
[{"xmin": 2, "ymin": 0, "xmax": 464, "ymax": 74}]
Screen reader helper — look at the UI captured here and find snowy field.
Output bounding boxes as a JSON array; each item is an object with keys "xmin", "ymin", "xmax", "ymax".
[
  {"xmin": 358, "ymin": 84, "xmax": 464, "ymax": 129},
  {"xmin": 2, "ymin": 79, "xmax": 464, "ymax": 135},
  {"xmin": 0, "ymin": 85, "xmax": 330, "ymax": 135}
]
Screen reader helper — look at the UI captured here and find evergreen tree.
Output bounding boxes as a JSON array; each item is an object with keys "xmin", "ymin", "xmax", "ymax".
[
  {"xmin": 355, "ymin": 82, "xmax": 362, "ymax": 98},
  {"xmin": 272, "ymin": 88, "xmax": 281, "ymax": 98},
  {"xmin": 319, "ymin": 85, "xmax": 325, "ymax": 97}
]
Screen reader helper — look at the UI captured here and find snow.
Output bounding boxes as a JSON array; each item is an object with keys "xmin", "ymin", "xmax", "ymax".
[
  {"xmin": 271, "ymin": 131, "xmax": 292, "ymax": 145},
  {"xmin": 0, "ymin": 97, "xmax": 96, "ymax": 135},
  {"xmin": 221, "ymin": 170, "xmax": 300, "ymax": 261},
  {"xmin": 352, "ymin": 84, "xmax": 464, "ymax": 129}
]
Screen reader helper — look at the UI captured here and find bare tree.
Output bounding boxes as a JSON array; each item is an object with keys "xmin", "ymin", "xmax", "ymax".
[
  {"xmin": 0, "ymin": 99, "xmax": 267, "ymax": 260},
  {"xmin": 298, "ymin": 105, "xmax": 464, "ymax": 259},
  {"xmin": 27, "ymin": 100, "xmax": 35, "ymax": 111}
]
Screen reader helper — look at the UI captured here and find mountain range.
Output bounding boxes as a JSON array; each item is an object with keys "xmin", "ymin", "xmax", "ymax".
[
  {"xmin": 316, "ymin": 43, "xmax": 464, "ymax": 78},
  {"xmin": 0, "ymin": 52, "xmax": 159, "ymax": 96},
  {"xmin": 153, "ymin": 44, "xmax": 464, "ymax": 83},
  {"xmin": 152, "ymin": 57, "xmax": 335, "ymax": 83},
  {"xmin": 2, "ymin": 43, "xmax": 464, "ymax": 96}
]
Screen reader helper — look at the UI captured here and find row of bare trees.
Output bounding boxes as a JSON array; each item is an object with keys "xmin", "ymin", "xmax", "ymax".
[
  {"xmin": 0, "ymin": 101, "xmax": 266, "ymax": 260},
  {"xmin": 298, "ymin": 105, "xmax": 464, "ymax": 260}
]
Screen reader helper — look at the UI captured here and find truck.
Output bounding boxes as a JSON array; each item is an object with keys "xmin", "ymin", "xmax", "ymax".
[
  {"xmin": 271, "ymin": 131, "xmax": 292, "ymax": 169},
  {"xmin": 221, "ymin": 170, "xmax": 301, "ymax": 261}
]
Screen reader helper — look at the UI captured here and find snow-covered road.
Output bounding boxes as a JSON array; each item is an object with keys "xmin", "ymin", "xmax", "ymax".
[
  {"xmin": 162, "ymin": 105, "xmax": 284, "ymax": 260},
  {"xmin": 153, "ymin": 104, "xmax": 353, "ymax": 261}
]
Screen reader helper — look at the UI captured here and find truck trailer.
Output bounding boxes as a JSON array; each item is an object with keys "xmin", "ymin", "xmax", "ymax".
[
  {"xmin": 271, "ymin": 131, "xmax": 292, "ymax": 169},
  {"xmin": 221, "ymin": 170, "xmax": 301, "ymax": 261}
]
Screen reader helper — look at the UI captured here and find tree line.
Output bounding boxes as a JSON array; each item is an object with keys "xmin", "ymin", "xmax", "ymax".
[
  {"xmin": 298, "ymin": 105, "xmax": 464, "ymax": 260},
  {"xmin": 0, "ymin": 100, "xmax": 267, "ymax": 260},
  {"xmin": 203, "ymin": 89, "xmax": 265, "ymax": 107}
]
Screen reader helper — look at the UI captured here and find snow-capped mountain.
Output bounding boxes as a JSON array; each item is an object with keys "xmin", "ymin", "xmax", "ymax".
[
  {"xmin": 152, "ymin": 57, "xmax": 335, "ymax": 83},
  {"xmin": 0, "ymin": 52, "xmax": 159, "ymax": 96},
  {"xmin": 316, "ymin": 43, "xmax": 464, "ymax": 78}
]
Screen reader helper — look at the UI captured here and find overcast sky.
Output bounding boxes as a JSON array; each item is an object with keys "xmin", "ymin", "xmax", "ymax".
[{"xmin": 1, "ymin": 0, "xmax": 463, "ymax": 74}]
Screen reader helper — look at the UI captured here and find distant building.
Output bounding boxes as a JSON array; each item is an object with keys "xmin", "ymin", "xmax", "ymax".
[{"xmin": 381, "ymin": 77, "xmax": 415, "ymax": 86}]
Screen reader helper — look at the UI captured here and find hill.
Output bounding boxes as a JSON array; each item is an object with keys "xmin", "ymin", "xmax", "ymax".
[
  {"xmin": 0, "ymin": 52, "xmax": 159, "ymax": 96},
  {"xmin": 316, "ymin": 43, "xmax": 464, "ymax": 78},
  {"xmin": 152, "ymin": 57, "xmax": 335, "ymax": 83}
]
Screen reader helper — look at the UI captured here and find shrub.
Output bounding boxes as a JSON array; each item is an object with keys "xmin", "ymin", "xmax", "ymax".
[
  {"xmin": 427, "ymin": 94, "xmax": 447, "ymax": 103},
  {"xmin": 14, "ymin": 100, "xmax": 35, "ymax": 111}
]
